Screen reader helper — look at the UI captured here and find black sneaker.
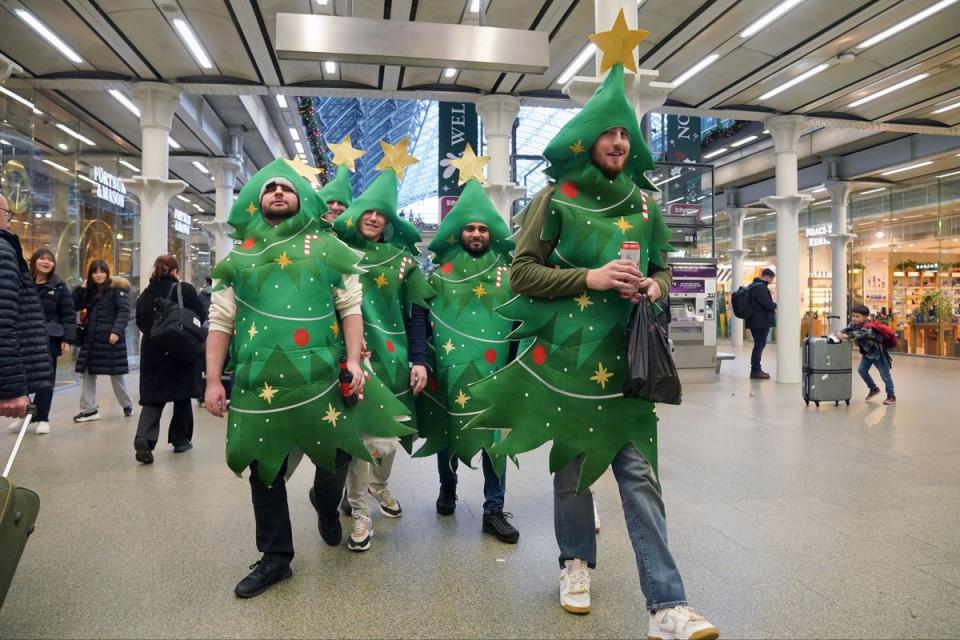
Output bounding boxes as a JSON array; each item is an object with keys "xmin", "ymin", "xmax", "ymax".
[
  {"xmin": 866, "ymin": 388, "xmax": 881, "ymax": 401},
  {"xmin": 436, "ymin": 486, "xmax": 457, "ymax": 515},
  {"xmin": 173, "ymin": 442, "xmax": 193, "ymax": 453},
  {"xmin": 309, "ymin": 487, "xmax": 342, "ymax": 545},
  {"xmin": 133, "ymin": 437, "xmax": 153, "ymax": 464},
  {"xmin": 123, "ymin": 406, "xmax": 134, "ymax": 417},
  {"xmin": 234, "ymin": 557, "xmax": 292, "ymax": 598},
  {"xmin": 482, "ymin": 511, "xmax": 519, "ymax": 544}
]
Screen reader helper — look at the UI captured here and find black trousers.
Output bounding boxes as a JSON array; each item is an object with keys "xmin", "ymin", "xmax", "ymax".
[
  {"xmin": 249, "ymin": 450, "xmax": 351, "ymax": 564},
  {"xmin": 134, "ymin": 400, "xmax": 194, "ymax": 449},
  {"xmin": 33, "ymin": 338, "xmax": 60, "ymax": 422},
  {"xmin": 750, "ymin": 327, "xmax": 769, "ymax": 373}
]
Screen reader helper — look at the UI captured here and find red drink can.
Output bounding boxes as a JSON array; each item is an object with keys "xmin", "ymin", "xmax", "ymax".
[{"xmin": 619, "ymin": 241, "xmax": 641, "ymax": 298}]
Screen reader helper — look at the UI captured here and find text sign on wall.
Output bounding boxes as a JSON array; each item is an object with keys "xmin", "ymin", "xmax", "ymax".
[
  {"xmin": 173, "ymin": 209, "xmax": 191, "ymax": 236},
  {"xmin": 92, "ymin": 166, "xmax": 127, "ymax": 207},
  {"xmin": 438, "ymin": 101, "xmax": 478, "ymax": 218},
  {"xmin": 806, "ymin": 223, "xmax": 832, "ymax": 247}
]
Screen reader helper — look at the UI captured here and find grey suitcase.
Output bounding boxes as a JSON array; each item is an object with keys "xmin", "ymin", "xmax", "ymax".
[
  {"xmin": 802, "ymin": 337, "xmax": 852, "ymax": 407},
  {"xmin": 1, "ymin": 406, "xmax": 39, "ymax": 609}
]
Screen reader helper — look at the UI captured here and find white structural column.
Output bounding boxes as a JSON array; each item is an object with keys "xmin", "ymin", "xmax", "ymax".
[
  {"xmin": 205, "ymin": 157, "xmax": 242, "ymax": 263},
  {"xmin": 123, "ymin": 82, "xmax": 186, "ymax": 293},
  {"xmin": 475, "ymin": 94, "xmax": 526, "ymax": 224},
  {"xmin": 761, "ymin": 115, "xmax": 812, "ymax": 384},
  {"xmin": 727, "ymin": 207, "xmax": 751, "ymax": 346},
  {"xmin": 827, "ymin": 181, "xmax": 855, "ymax": 333}
]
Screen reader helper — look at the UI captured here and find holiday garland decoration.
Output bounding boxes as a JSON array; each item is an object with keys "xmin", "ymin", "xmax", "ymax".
[
  {"xmin": 700, "ymin": 120, "xmax": 744, "ymax": 148},
  {"xmin": 298, "ymin": 97, "xmax": 330, "ymax": 185}
]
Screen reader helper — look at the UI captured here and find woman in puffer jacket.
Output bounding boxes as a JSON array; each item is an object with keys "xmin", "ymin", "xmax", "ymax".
[{"xmin": 72, "ymin": 259, "xmax": 134, "ymax": 422}]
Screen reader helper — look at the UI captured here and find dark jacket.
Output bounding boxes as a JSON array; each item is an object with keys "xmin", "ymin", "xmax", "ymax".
[
  {"xmin": 74, "ymin": 277, "xmax": 131, "ymax": 375},
  {"xmin": 136, "ymin": 276, "xmax": 204, "ymax": 404},
  {"xmin": 841, "ymin": 322, "xmax": 891, "ymax": 365},
  {"xmin": 0, "ymin": 229, "xmax": 53, "ymax": 398},
  {"xmin": 745, "ymin": 278, "xmax": 777, "ymax": 330},
  {"xmin": 36, "ymin": 274, "xmax": 77, "ymax": 343}
]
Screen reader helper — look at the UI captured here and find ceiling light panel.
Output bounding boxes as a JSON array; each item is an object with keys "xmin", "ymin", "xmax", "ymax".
[
  {"xmin": 703, "ymin": 147, "xmax": 728, "ymax": 160},
  {"xmin": 276, "ymin": 95, "xmax": 288, "ymax": 109},
  {"xmin": 730, "ymin": 135, "xmax": 758, "ymax": 148},
  {"xmin": 672, "ymin": 53, "xmax": 720, "ymax": 87},
  {"xmin": 759, "ymin": 63, "xmax": 829, "ymax": 101},
  {"xmin": 740, "ymin": 0, "xmax": 807, "ymax": 39},
  {"xmin": 14, "ymin": 9, "xmax": 84, "ymax": 64},
  {"xmin": 557, "ymin": 43, "xmax": 597, "ymax": 86},
  {"xmin": 880, "ymin": 161, "xmax": 933, "ymax": 176},
  {"xmin": 109, "ymin": 90, "xmax": 140, "ymax": 117},
  {"xmin": 857, "ymin": 0, "xmax": 959, "ymax": 49},
  {"xmin": 55, "ymin": 123, "xmax": 95, "ymax": 146},
  {"xmin": 172, "ymin": 18, "xmax": 214, "ymax": 70},
  {"xmin": 192, "ymin": 161, "xmax": 209, "ymax": 174},
  {"xmin": 0, "ymin": 86, "xmax": 35, "ymax": 110},
  {"xmin": 323, "ymin": 61, "xmax": 337, "ymax": 74},
  {"xmin": 847, "ymin": 73, "xmax": 929, "ymax": 108},
  {"xmin": 288, "ymin": 127, "xmax": 300, "ymax": 142},
  {"xmin": 932, "ymin": 100, "xmax": 960, "ymax": 114},
  {"xmin": 119, "ymin": 160, "xmax": 140, "ymax": 173}
]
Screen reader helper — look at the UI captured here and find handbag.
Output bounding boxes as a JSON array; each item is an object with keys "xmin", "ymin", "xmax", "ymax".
[
  {"xmin": 150, "ymin": 283, "xmax": 205, "ymax": 362},
  {"xmin": 623, "ymin": 295, "xmax": 682, "ymax": 405}
]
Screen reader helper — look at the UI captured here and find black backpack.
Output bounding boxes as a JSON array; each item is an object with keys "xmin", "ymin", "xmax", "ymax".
[
  {"xmin": 731, "ymin": 283, "xmax": 757, "ymax": 320},
  {"xmin": 150, "ymin": 283, "xmax": 205, "ymax": 362}
]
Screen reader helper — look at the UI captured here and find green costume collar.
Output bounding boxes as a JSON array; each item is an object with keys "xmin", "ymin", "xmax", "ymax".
[{"xmin": 428, "ymin": 179, "xmax": 514, "ymax": 261}]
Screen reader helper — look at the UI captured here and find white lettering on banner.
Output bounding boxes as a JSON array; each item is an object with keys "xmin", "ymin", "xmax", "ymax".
[
  {"xmin": 173, "ymin": 209, "xmax": 191, "ymax": 236},
  {"xmin": 92, "ymin": 166, "xmax": 127, "ymax": 208},
  {"xmin": 450, "ymin": 104, "xmax": 466, "ymax": 146},
  {"xmin": 677, "ymin": 115, "xmax": 692, "ymax": 143}
]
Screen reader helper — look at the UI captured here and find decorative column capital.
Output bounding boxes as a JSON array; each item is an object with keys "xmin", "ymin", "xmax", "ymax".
[
  {"xmin": 726, "ymin": 207, "xmax": 750, "ymax": 228},
  {"xmin": 761, "ymin": 194, "xmax": 813, "ymax": 217},
  {"xmin": 825, "ymin": 180, "xmax": 852, "ymax": 204},
  {"xmin": 131, "ymin": 82, "xmax": 181, "ymax": 130},
  {"xmin": 764, "ymin": 115, "xmax": 807, "ymax": 154},
  {"xmin": 476, "ymin": 95, "xmax": 520, "ymax": 138},
  {"xmin": 728, "ymin": 248, "xmax": 751, "ymax": 258},
  {"xmin": 207, "ymin": 157, "xmax": 243, "ymax": 190}
]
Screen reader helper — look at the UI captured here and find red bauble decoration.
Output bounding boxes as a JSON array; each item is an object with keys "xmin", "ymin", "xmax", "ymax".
[
  {"xmin": 560, "ymin": 181, "xmax": 579, "ymax": 199},
  {"xmin": 439, "ymin": 263, "xmax": 454, "ymax": 274},
  {"xmin": 242, "ymin": 237, "xmax": 255, "ymax": 250},
  {"xmin": 531, "ymin": 344, "xmax": 547, "ymax": 365},
  {"xmin": 386, "ymin": 340, "xmax": 395, "ymax": 353},
  {"xmin": 484, "ymin": 348, "xmax": 497, "ymax": 363},
  {"xmin": 293, "ymin": 329, "xmax": 310, "ymax": 347}
]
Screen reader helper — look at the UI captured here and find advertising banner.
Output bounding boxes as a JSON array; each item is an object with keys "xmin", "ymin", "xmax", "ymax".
[{"xmin": 438, "ymin": 102, "xmax": 478, "ymax": 218}]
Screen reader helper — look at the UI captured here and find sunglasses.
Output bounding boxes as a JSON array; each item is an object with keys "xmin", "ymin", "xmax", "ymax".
[{"xmin": 0, "ymin": 207, "xmax": 11, "ymax": 222}]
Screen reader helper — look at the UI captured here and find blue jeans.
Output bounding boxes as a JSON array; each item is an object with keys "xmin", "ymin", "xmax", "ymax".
[
  {"xmin": 437, "ymin": 448, "xmax": 505, "ymax": 514},
  {"xmin": 750, "ymin": 327, "xmax": 769, "ymax": 373},
  {"xmin": 554, "ymin": 445, "xmax": 687, "ymax": 612},
  {"xmin": 858, "ymin": 356, "xmax": 894, "ymax": 398}
]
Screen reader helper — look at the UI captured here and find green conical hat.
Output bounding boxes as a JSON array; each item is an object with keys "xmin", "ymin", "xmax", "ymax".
[
  {"xmin": 318, "ymin": 164, "xmax": 354, "ymax": 207},
  {"xmin": 428, "ymin": 179, "xmax": 515, "ymax": 260},
  {"xmin": 544, "ymin": 64, "xmax": 657, "ymax": 191},
  {"xmin": 226, "ymin": 157, "xmax": 328, "ymax": 240},
  {"xmin": 333, "ymin": 170, "xmax": 422, "ymax": 253}
]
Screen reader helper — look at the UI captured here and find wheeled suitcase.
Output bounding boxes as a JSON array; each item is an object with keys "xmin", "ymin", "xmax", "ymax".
[
  {"xmin": 1, "ymin": 406, "xmax": 40, "ymax": 609},
  {"xmin": 802, "ymin": 337, "xmax": 852, "ymax": 407}
]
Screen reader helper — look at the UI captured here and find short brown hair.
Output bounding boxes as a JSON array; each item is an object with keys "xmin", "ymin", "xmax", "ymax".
[
  {"xmin": 150, "ymin": 255, "xmax": 180, "ymax": 282},
  {"xmin": 850, "ymin": 304, "xmax": 870, "ymax": 316}
]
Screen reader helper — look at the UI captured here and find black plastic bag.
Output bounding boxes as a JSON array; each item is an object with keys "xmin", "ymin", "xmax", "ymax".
[{"xmin": 623, "ymin": 295, "xmax": 682, "ymax": 404}]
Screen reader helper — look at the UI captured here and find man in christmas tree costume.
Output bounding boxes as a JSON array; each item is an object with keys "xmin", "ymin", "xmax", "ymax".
[
  {"xmin": 318, "ymin": 135, "xmax": 362, "ymax": 223},
  {"xmin": 465, "ymin": 12, "xmax": 718, "ymax": 638},
  {"xmin": 204, "ymin": 157, "xmax": 414, "ymax": 598},
  {"xmin": 331, "ymin": 138, "xmax": 435, "ymax": 552},
  {"xmin": 411, "ymin": 146, "xmax": 519, "ymax": 544}
]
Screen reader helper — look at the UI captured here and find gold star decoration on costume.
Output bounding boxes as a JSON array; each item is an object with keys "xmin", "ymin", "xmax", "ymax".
[
  {"xmin": 285, "ymin": 156, "xmax": 324, "ymax": 185},
  {"xmin": 590, "ymin": 362, "xmax": 613, "ymax": 389},
  {"xmin": 375, "ymin": 137, "xmax": 419, "ymax": 181},
  {"xmin": 614, "ymin": 216, "xmax": 634, "ymax": 234},
  {"xmin": 589, "ymin": 8, "xmax": 650, "ymax": 75},
  {"xmin": 327, "ymin": 134, "xmax": 365, "ymax": 171},
  {"xmin": 446, "ymin": 235, "xmax": 456, "ymax": 245},
  {"xmin": 448, "ymin": 143, "xmax": 490, "ymax": 186},
  {"xmin": 574, "ymin": 292, "xmax": 594, "ymax": 312},
  {"xmin": 258, "ymin": 382, "xmax": 278, "ymax": 404},
  {"xmin": 274, "ymin": 252, "xmax": 293, "ymax": 269},
  {"xmin": 329, "ymin": 321, "xmax": 340, "ymax": 337},
  {"xmin": 374, "ymin": 273, "xmax": 389, "ymax": 289},
  {"xmin": 442, "ymin": 339, "xmax": 456, "ymax": 354},
  {"xmin": 454, "ymin": 389, "xmax": 470, "ymax": 408},
  {"xmin": 344, "ymin": 217, "xmax": 354, "ymax": 228},
  {"xmin": 569, "ymin": 140, "xmax": 586, "ymax": 155},
  {"xmin": 322, "ymin": 402, "xmax": 342, "ymax": 427},
  {"xmin": 248, "ymin": 322, "xmax": 258, "ymax": 339},
  {"xmin": 246, "ymin": 202, "xmax": 257, "ymax": 216},
  {"xmin": 472, "ymin": 283, "xmax": 487, "ymax": 299}
]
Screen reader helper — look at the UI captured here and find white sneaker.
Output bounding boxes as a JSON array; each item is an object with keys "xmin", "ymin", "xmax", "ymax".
[
  {"xmin": 347, "ymin": 514, "xmax": 372, "ymax": 552},
  {"xmin": 73, "ymin": 410, "xmax": 101, "ymax": 423},
  {"xmin": 35, "ymin": 421, "xmax": 50, "ymax": 435},
  {"xmin": 7, "ymin": 418, "xmax": 23, "ymax": 433},
  {"xmin": 648, "ymin": 606, "xmax": 719, "ymax": 640},
  {"xmin": 368, "ymin": 487, "xmax": 402, "ymax": 518},
  {"xmin": 559, "ymin": 559, "xmax": 591, "ymax": 614}
]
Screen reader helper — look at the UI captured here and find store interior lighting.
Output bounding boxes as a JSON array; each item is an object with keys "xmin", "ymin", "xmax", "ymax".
[
  {"xmin": 859, "ymin": 187, "xmax": 886, "ymax": 195},
  {"xmin": 848, "ymin": 73, "xmax": 929, "ymax": 108},
  {"xmin": 176, "ymin": 195, "xmax": 191, "ymax": 203},
  {"xmin": 557, "ymin": 43, "xmax": 597, "ymax": 85},
  {"xmin": 78, "ymin": 174, "xmax": 97, "ymax": 186},
  {"xmin": 0, "ymin": 86, "xmax": 36, "ymax": 110},
  {"xmin": 276, "ymin": 95, "xmax": 288, "ymax": 109},
  {"xmin": 14, "ymin": 9, "xmax": 84, "ymax": 65},
  {"xmin": 739, "ymin": 0, "xmax": 807, "ymax": 38},
  {"xmin": 119, "ymin": 160, "xmax": 140, "ymax": 173},
  {"xmin": 172, "ymin": 18, "xmax": 214, "ymax": 70},
  {"xmin": 42, "ymin": 159, "xmax": 71, "ymax": 174},
  {"xmin": 758, "ymin": 63, "xmax": 829, "ymax": 100},
  {"xmin": 881, "ymin": 161, "xmax": 933, "ymax": 176},
  {"xmin": 672, "ymin": 53, "xmax": 720, "ymax": 87},
  {"xmin": 192, "ymin": 160, "xmax": 209, "ymax": 173},
  {"xmin": 55, "ymin": 123, "xmax": 95, "ymax": 146},
  {"xmin": 937, "ymin": 169, "xmax": 960, "ymax": 179},
  {"xmin": 857, "ymin": 0, "xmax": 959, "ymax": 49},
  {"xmin": 109, "ymin": 90, "xmax": 140, "ymax": 117}
]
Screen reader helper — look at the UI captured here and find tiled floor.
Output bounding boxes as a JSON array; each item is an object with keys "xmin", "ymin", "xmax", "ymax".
[{"xmin": 2, "ymin": 343, "xmax": 959, "ymax": 639}]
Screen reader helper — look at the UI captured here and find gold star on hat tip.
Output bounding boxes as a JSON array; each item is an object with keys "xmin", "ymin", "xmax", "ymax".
[
  {"xmin": 588, "ymin": 8, "xmax": 650, "ymax": 75},
  {"xmin": 449, "ymin": 143, "xmax": 490, "ymax": 186},
  {"xmin": 285, "ymin": 155, "xmax": 323, "ymax": 184},
  {"xmin": 327, "ymin": 134, "xmax": 365, "ymax": 172},
  {"xmin": 375, "ymin": 137, "xmax": 419, "ymax": 182}
]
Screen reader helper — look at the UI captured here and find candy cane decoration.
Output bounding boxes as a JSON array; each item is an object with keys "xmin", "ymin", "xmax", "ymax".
[
  {"xmin": 397, "ymin": 256, "xmax": 415, "ymax": 280},
  {"xmin": 640, "ymin": 191, "xmax": 650, "ymax": 221},
  {"xmin": 495, "ymin": 266, "xmax": 507, "ymax": 288},
  {"xmin": 303, "ymin": 234, "xmax": 323, "ymax": 256}
]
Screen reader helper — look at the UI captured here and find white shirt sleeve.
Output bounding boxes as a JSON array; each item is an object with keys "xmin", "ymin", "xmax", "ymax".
[
  {"xmin": 333, "ymin": 273, "xmax": 362, "ymax": 318},
  {"xmin": 208, "ymin": 286, "xmax": 237, "ymax": 335}
]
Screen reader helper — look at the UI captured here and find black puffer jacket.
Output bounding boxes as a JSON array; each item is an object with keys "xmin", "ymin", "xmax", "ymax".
[
  {"xmin": 0, "ymin": 229, "xmax": 52, "ymax": 398},
  {"xmin": 136, "ymin": 276, "xmax": 204, "ymax": 404},
  {"xmin": 74, "ymin": 277, "xmax": 131, "ymax": 375},
  {"xmin": 36, "ymin": 274, "xmax": 76, "ymax": 343}
]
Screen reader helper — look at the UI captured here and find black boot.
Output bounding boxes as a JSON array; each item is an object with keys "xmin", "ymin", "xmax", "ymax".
[
  {"xmin": 309, "ymin": 487, "xmax": 342, "ymax": 545},
  {"xmin": 133, "ymin": 437, "xmax": 153, "ymax": 464},
  {"xmin": 482, "ymin": 511, "xmax": 519, "ymax": 544},
  {"xmin": 234, "ymin": 556, "xmax": 292, "ymax": 598},
  {"xmin": 436, "ymin": 485, "xmax": 457, "ymax": 515}
]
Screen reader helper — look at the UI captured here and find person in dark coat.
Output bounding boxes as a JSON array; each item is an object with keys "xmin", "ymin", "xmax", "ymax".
[
  {"xmin": 72, "ymin": 259, "xmax": 134, "ymax": 421},
  {"xmin": 0, "ymin": 193, "xmax": 52, "ymax": 421},
  {"xmin": 133, "ymin": 255, "xmax": 204, "ymax": 464},
  {"xmin": 744, "ymin": 267, "xmax": 777, "ymax": 379}
]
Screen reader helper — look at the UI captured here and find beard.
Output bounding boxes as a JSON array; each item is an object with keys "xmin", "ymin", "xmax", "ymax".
[
  {"xmin": 460, "ymin": 237, "xmax": 489, "ymax": 257},
  {"xmin": 263, "ymin": 206, "xmax": 298, "ymax": 222}
]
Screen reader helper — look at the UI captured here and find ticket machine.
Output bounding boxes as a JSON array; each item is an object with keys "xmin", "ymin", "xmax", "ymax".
[{"xmin": 668, "ymin": 258, "xmax": 718, "ymax": 379}]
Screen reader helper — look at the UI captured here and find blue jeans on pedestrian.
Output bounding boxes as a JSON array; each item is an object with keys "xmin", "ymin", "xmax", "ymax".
[
  {"xmin": 858, "ymin": 356, "xmax": 895, "ymax": 398},
  {"xmin": 554, "ymin": 444, "xmax": 687, "ymax": 612},
  {"xmin": 437, "ymin": 448, "xmax": 506, "ymax": 515},
  {"xmin": 750, "ymin": 327, "xmax": 769, "ymax": 373}
]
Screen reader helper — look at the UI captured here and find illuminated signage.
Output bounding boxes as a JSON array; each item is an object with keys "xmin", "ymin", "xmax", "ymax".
[
  {"xmin": 173, "ymin": 209, "xmax": 191, "ymax": 236},
  {"xmin": 92, "ymin": 166, "xmax": 126, "ymax": 207}
]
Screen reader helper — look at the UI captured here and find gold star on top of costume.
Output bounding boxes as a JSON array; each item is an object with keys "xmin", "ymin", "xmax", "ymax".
[
  {"xmin": 588, "ymin": 8, "xmax": 650, "ymax": 75},
  {"xmin": 246, "ymin": 201, "xmax": 257, "ymax": 216},
  {"xmin": 454, "ymin": 389, "xmax": 470, "ymax": 408},
  {"xmin": 285, "ymin": 155, "xmax": 323, "ymax": 185},
  {"xmin": 374, "ymin": 273, "xmax": 389, "ymax": 289},
  {"xmin": 274, "ymin": 251, "xmax": 293, "ymax": 269},
  {"xmin": 329, "ymin": 321, "xmax": 340, "ymax": 337},
  {"xmin": 590, "ymin": 362, "xmax": 613, "ymax": 389},
  {"xmin": 258, "ymin": 382, "xmax": 278, "ymax": 404},
  {"xmin": 472, "ymin": 283, "xmax": 487, "ymax": 299},
  {"xmin": 248, "ymin": 322, "xmax": 258, "ymax": 339},
  {"xmin": 614, "ymin": 216, "xmax": 634, "ymax": 234},
  {"xmin": 326, "ymin": 134, "xmax": 365, "ymax": 172},
  {"xmin": 574, "ymin": 292, "xmax": 593, "ymax": 312},
  {"xmin": 569, "ymin": 140, "xmax": 586, "ymax": 156},
  {"xmin": 442, "ymin": 339, "xmax": 456, "ymax": 354},
  {"xmin": 449, "ymin": 143, "xmax": 489, "ymax": 186},
  {"xmin": 322, "ymin": 402, "xmax": 342, "ymax": 427},
  {"xmin": 344, "ymin": 217, "xmax": 354, "ymax": 228},
  {"xmin": 375, "ymin": 137, "xmax": 419, "ymax": 182}
]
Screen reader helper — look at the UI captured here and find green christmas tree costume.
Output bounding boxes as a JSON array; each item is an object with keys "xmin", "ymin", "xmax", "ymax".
[
  {"xmin": 413, "ymin": 180, "xmax": 516, "ymax": 475},
  {"xmin": 465, "ymin": 64, "xmax": 675, "ymax": 492},
  {"xmin": 210, "ymin": 158, "xmax": 414, "ymax": 486},
  {"xmin": 318, "ymin": 164, "xmax": 355, "ymax": 208},
  {"xmin": 333, "ymin": 169, "xmax": 435, "ymax": 439}
]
